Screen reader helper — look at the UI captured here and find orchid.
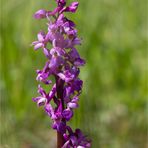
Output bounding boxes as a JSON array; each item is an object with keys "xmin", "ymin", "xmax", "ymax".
[{"xmin": 32, "ymin": 0, "xmax": 91, "ymax": 147}]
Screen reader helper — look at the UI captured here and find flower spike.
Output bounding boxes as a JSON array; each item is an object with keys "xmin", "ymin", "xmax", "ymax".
[{"xmin": 32, "ymin": 0, "xmax": 91, "ymax": 147}]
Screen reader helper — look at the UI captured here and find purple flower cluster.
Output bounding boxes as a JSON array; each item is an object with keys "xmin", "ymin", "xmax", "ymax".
[{"xmin": 32, "ymin": 0, "xmax": 91, "ymax": 147}]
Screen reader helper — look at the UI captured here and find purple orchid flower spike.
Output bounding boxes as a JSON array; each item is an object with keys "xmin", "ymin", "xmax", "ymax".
[{"xmin": 32, "ymin": 0, "xmax": 91, "ymax": 147}]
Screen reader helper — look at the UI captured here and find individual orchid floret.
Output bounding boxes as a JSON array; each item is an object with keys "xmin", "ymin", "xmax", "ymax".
[
  {"xmin": 45, "ymin": 103, "xmax": 56, "ymax": 119},
  {"xmin": 64, "ymin": 2, "xmax": 79, "ymax": 13},
  {"xmin": 65, "ymin": 37, "xmax": 82, "ymax": 49},
  {"xmin": 33, "ymin": 96, "xmax": 47, "ymax": 107},
  {"xmin": 36, "ymin": 61, "xmax": 52, "ymax": 84},
  {"xmin": 36, "ymin": 69, "xmax": 52, "ymax": 84},
  {"xmin": 67, "ymin": 96, "xmax": 79, "ymax": 109},
  {"xmin": 33, "ymin": 85, "xmax": 48, "ymax": 106},
  {"xmin": 52, "ymin": 121, "xmax": 66, "ymax": 134},
  {"xmin": 34, "ymin": 9, "xmax": 47, "ymax": 19},
  {"xmin": 62, "ymin": 108, "xmax": 73, "ymax": 121},
  {"xmin": 32, "ymin": 31, "xmax": 47, "ymax": 50},
  {"xmin": 57, "ymin": 70, "xmax": 76, "ymax": 82},
  {"xmin": 48, "ymin": 55, "xmax": 64, "ymax": 72},
  {"xmin": 62, "ymin": 128, "xmax": 91, "ymax": 148},
  {"xmin": 60, "ymin": 1, "xmax": 79, "ymax": 14}
]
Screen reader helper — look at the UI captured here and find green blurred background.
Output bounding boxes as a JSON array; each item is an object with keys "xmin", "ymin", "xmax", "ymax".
[{"xmin": 0, "ymin": 0, "xmax": 147, "ymax": 147}]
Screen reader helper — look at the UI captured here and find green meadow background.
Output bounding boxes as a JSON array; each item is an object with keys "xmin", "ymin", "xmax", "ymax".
[{"xmin": 1, "ymin": 0, "xmax": 147, "ymax": 147}]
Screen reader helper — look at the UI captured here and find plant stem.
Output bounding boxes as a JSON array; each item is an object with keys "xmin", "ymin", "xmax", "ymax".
[
  {"xmin": 57, "ymin": 131, "xmax": 64, "ymax": 148},
  {"xmin": 56, "ymin": 76, "xmax": 65, "ymax": 148}
]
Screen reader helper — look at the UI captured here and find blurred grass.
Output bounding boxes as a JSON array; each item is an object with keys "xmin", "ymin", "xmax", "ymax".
[{"xmin": 0, "ymin": 0, "xmax": 147, "ymax": 147}]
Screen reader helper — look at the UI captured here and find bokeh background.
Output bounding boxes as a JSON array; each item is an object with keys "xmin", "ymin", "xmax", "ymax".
[{"xmin": 1, "ymin": 0, "xmax": 147, "ymax": 147}]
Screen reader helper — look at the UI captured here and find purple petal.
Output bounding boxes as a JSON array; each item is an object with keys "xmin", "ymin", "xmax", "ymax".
[
  {"xmin": 52, "ymin": 121, "xmax": 66, "ymax": 134},
  {"xmin": 32, "ymin": 97, "xmax": 47, "ymax": 107},
  {"xmin": 34, "ymin": 9, "xmax": 47, "ymax": 19},
  {"xmin": 32, "ymin": 97, "xmax": 40, "ymax": 102},
  {"xmin": 67, "ymin": 29, "xmax": 77, "ymax": 37},
  {"xmin": 66, "ymin": 126, "xmax": 73, "ymax": 135},
  {"xmin": 72, "ymin": 79, "xmax": 83, "ymax": 92},
  {"xmin": 67, "ymin": 102, "xmax": 78, "ymax": 109},
  {"xmin": 77, "ymin": 146, "xmax": 85, "ymax": 148},
  {"xmin": 62, "ymin": 108, "xmax": 73, "ymax": 121},
  {"xmin": 36, "ymin": 71, "xmax": 48, "ymax": 81},
  {"xmin": 37, "ymin": 97, "xmax": 47, "ymax": 106},
  {"xmin": 48, "ymin": 84, "xmax": 56, "ymax": 100},
  {"xmin": 49, "ymin": 56, "xmax": 64, "ymax": 70},
  {"xmin": 70, "ymin": 135, "xmax": 78, "ymax": 146},
  {"xmin": 37, "ymin": 31, "xmax": 45, "ymax": 41},
  {"xmin": 72, "ymin": 37, "xmax": 81, "ymax": 45},
  {"xmin": 57, "ymin": 14, "xmax": 64, "ymax": 22},
  {"xmin": 65, "ymin": 2, "xmax": 79, "ymax": 13},
  {"xmin": 72, "ymin": 96, "xmax": 79, "ymax": 102},
  {"xmin": 57, "ymin": 121, "xmax": 66, "ymax": 133},
  {"xmin": 43, "ymin": 48, "xmax": 51, "ymax": 58},
  {"xmin": 47, "ymin": 7, "xmax": 60, "ymax": 16},
  {"xmin": 50, "ymin": 47, "xmax": 65, "ymax": 56},
  {"xmin": 37, "ymin": 85, "xmax": 46, "ymax": 97},
  {"xmin": 34, "ymin": 43, "xmax": 43, "ymax": 50},
  {"xmin": 74, "ymin": 58, "xmax": 86, "ymax": 66},
  {"xmin": 58, "ymin": 70, "xmax": 76, "ymax": 83},
  {"xmin": 56, "ymin": 0, "xmax": 65, "ymax": 4},
  {"xmin": 32, "ymin": 41, "xmax": 39, "ymax": 45},
  {"xmin": 63, "ymin": 85, "xmax": 72, "ymax": 102},
  {"xmin": 57, "ymin": 73, "xmax": 66, "ymax": 80},
  {"xmin": 45, "ymin": 103, "xmax": 56, "ymax": 119},
  {"xmin": 69, "ymin": 48, "xmax": 80, "ymax": 60}
]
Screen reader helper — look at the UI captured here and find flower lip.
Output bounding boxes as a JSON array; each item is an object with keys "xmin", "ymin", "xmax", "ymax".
[
  {"xmin": 37, "ymin": 97, "xmax": 47, "ymax": 106},
  {"xmin": 32, "ymin": 97, "xmax": 47, "ymax": 107}
]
